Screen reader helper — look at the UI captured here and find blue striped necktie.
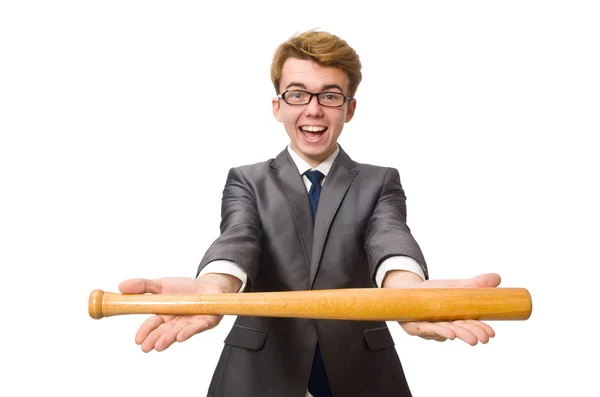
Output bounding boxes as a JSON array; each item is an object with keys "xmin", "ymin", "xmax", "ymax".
[{"xmin": 304, "ymin": 170, "xmax": 332, "ymax": 397}]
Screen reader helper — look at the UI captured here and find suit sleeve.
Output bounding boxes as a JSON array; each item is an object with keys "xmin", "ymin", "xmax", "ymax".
[
  {"xmin": 364, "ymin": 167, "xmax": 429, "ymax": 283},
  {"xmin": 196, "ymin": 167, "xmax": 262, "ymax": 289}
]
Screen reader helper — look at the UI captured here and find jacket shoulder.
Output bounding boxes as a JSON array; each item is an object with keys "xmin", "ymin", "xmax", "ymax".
[
  {"xmin": 354, "ymin": 161, "xmax": 398, "ymax": 176},
  {"xmin": 230, "ymin": 158, "xmax": 275, "ymax": 181}
]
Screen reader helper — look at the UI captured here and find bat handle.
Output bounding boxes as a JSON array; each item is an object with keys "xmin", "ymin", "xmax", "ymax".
[{"xmin": 89, "ymin": 290, "xmax": 105, "ymax": 319}]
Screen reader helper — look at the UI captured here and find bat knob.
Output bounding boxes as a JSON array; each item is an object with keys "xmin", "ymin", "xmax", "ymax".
[{"xmin": 89, "ymin": 290, "xmax": 105, "ymax": 319}]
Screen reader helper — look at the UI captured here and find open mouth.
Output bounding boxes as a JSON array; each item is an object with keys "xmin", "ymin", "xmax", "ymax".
[{"xmin": 299, "ymin": 125, "xmax": 327, "ymax": 142}]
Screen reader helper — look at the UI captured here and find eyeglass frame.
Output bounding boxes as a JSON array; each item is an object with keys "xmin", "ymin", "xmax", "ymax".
[{"xmin": 277, "ymin": 89, "xmax": 353, "ymax": 108}]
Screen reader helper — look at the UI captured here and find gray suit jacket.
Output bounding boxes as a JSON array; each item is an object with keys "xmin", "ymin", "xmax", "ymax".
[{"xmin": 197, "ymin": 146, "xmax": 428, "ymax": 397}]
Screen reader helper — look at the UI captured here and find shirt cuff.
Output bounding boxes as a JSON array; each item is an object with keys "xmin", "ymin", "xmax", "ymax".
[
  {"xmin": 197, "ymin": 260, "xmax": 247, "ymax": 293},
  {"xmin": 375, "ymin": 256, "xmax": 425, "ymax": 287}
]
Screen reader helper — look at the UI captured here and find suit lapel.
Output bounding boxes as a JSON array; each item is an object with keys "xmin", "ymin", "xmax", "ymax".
[
  {"xmin": 269, "ymin": 149, "xmax": 313, "ymax": 270},
  {"xmin": 309, "ymin": 148, "xmax": 358, "ymax": 288}
]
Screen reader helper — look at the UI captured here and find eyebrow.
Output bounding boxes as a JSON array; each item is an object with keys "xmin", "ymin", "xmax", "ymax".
[{"xmin": 285, "ymin": 82, "xmax": 345, "ymax": 93}]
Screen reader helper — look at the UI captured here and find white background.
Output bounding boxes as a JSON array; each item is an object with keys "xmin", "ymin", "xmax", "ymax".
[{"xmin": 1, "ymin": 1, "xmax": 599, "ymax": 396}]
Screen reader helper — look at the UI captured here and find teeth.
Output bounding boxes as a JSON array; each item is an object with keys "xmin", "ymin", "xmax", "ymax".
[{"xmin": 301, "ymin": 126, "xmax": 326, "ymax": 132}]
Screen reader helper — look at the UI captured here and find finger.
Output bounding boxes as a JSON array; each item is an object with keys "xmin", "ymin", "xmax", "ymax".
[
  {"xmin": 119, "ymin": 278, "xmax": 163, "ymax": 294},
  {"xmin": 176, "ymin": 315, "xmax": 222, "ymax": 343},
  {"xmin": 453, "ymin": 321, "xmax": 491, "ymax": 344},
  {"xmin": 142, "ymin": 322, "xmax": 177, "ymax": 353},
  {"xmin": 440, "ymin": 322, "xmax": 478, "ymax": 346},
  {"xmin": 401, "ymin": 322, "xmax": 456, "ymax": 340},
  {"xmin": 419, "ymin": 335, "xmax": 448, "ymax": 342},
  {"xmin": 135, "ymin": 315, "xmax": 168, "ymax": 345},
  {"xmin": 155, "ymin": 322, "xmax": 188, "ymax": 352},
  {"xmin": 465, "ymin": 320, "xmax": 495, "ymax": 338}
]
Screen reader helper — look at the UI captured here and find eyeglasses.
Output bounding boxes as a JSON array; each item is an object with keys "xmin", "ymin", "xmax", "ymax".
[{"xmin": 277, "ymin": 90, "xmax": 352, "ymax": 107}]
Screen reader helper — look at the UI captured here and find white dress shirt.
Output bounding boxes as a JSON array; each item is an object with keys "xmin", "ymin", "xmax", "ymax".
[{"xmin": 198, "ymin": 145, "xmax": 425, "ymax": 290}]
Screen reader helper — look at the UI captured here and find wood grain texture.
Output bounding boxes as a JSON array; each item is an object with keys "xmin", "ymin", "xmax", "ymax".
[{"xmin": 89, "ymin": 288, "xmax": 532, "ymax": 321}]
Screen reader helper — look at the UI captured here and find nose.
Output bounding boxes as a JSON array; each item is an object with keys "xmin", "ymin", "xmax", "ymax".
[{"xmin": 303, "ymin": 94, "xmax": 324, "ymax": 117}]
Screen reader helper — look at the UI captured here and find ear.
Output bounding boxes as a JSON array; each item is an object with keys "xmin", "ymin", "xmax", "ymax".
[
  {"xmin": 344, "ymin": 98, "xmax": 357, "ymax": 123},
  {"xmin": 272, "ymin": 97, "xmax": 282, "ymax": 122}
]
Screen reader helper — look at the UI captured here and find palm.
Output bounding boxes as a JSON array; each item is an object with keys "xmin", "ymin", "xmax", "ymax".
[
  {"xmin": 119, "ymin": 277, "xmax": 224, "ymax": 352},
  {"xmin": 398, "ymin": 273, "xmax": 501, "ymax": 345}
]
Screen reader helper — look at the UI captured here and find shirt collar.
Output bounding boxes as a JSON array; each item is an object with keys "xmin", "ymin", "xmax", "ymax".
[{"xmin": 287, "ymin": 145, "xmax": 340, "ymax": 177}]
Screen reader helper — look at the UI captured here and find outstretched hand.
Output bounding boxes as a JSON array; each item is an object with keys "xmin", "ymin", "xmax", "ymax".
[
  {"xmin": 386, "ymin": 272, "xmax": 501, "ymax": 346},
  {"xmin": 119, "ymin": 277, "xmax": 226, "ymax": 353}
]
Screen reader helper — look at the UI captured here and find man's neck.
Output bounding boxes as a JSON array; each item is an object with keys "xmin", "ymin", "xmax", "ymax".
[{"xmin": 289, "ymin": 146, "xmax": 338, "ymax": 168}]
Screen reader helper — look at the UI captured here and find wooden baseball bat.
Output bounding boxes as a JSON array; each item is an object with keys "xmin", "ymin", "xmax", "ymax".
[{"xmin": 89, "ymin": 287, "xmax": 532, "ymax": 321}]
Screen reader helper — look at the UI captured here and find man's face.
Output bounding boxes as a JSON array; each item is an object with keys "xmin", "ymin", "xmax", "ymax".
[{"xmin": 272, "ymin": 58, "xmax": 356, "ymax": 167}]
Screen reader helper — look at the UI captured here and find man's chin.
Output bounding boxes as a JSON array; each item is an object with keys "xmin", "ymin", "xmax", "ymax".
[{"xmin": 298, "ymin": 146, "xmax": 335, "ymax": 163}]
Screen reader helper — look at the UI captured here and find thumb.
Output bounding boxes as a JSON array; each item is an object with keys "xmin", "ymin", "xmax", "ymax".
[
  {"xmin": 457, "ymin": 273, "xmax": 502, "ymax": 288},
  {"xmin": 118, "ymin": 278, "xmax": 162, "ymax": 294}
]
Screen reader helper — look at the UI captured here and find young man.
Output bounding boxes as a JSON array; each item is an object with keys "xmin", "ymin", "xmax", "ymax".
[{"xmin": 119, "ymin": 30, "xmax": 499, "ymax": 397}]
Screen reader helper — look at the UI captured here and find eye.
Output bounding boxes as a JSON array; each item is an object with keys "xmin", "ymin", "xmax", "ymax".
[{"xmin": 289, "ymin": 90, "xmax": 308, "ymax": 99}]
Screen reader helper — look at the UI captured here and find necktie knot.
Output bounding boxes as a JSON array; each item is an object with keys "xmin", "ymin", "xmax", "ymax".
[{"xmin": 305, "ymin": 170, "xmax": 325, "ymax": 185}]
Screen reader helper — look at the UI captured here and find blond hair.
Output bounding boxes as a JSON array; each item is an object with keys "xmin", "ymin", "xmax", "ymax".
[{"xmin": 270, "ymin": 30, "xmax": 362, "ymax": 97}]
